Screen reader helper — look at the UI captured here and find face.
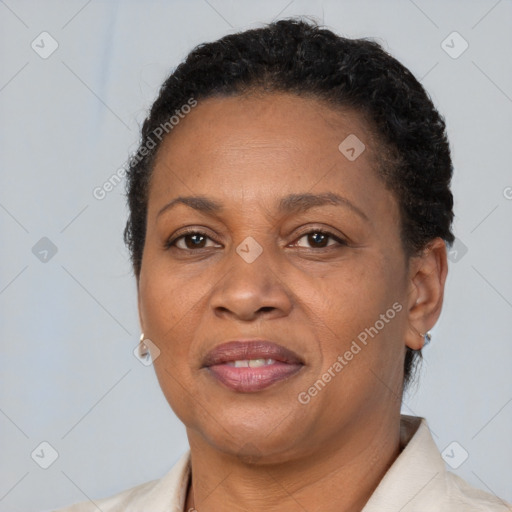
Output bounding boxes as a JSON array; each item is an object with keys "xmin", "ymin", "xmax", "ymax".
[{"xmin": 138, "ymin": 92, "xmax": 417, "ymax": 463}]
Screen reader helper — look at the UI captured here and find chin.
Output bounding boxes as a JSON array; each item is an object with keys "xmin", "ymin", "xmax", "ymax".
[
  {"xmin": 187, "ymin": 409, "xmax": 309, "ymax": 463},
  {"xmin": 216, "ymin": 431, "xmax": 305, "ymax": 466}
]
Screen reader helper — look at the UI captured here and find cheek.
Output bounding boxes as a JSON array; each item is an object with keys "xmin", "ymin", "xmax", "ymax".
[
  {"xmin": 139, "ymin": 268, "xmax": 202, "ymax": 418},
  {"xmin": 310, "ymin": 254, "xmax": 405, "ymax": 369},
  {"xmin": 138, "ymin": 273, "xmax": 189, "ymax": 381},
  {"xmin": 139, "ymin": 255, "xmax": 210, "ymax": 334}
]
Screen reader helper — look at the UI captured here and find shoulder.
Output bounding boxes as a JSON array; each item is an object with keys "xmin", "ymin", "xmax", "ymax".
[
  {"xmin": 52, "ymin": 451, "xmax": 191, "ymax": 512},
  {"xmin": 441, "ymin": 471, "xmax": 512, "ymax": 511},
  {"xmin": 363, "ymin": 416, "xmax": 512, "ymax": 512},
  {"xmin": 52, "ymin": 478, "xmax": 161, "ymax": 512},
  {"xmin": 407, "ymin": 417, "xmax": 512, "ymax": 511}
]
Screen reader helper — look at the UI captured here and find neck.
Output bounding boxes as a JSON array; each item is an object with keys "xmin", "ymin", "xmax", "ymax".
[{"xmin": 184, "ymin": 410, "xmax": 402, "ymax": 512}]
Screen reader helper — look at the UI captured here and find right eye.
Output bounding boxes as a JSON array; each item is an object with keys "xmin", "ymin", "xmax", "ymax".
[{"xmin": 165, "ymin": 230, "xmax": 222, "ymax": 251}]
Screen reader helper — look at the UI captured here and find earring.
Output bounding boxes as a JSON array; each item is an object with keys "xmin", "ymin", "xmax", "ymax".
[
  {"xmin": 139, "ymin": 333, "xmax": 150, "ymax": 359},
  {"xmin": 420, "ymin": 331, "xmax": 432, "ymax": 346}
]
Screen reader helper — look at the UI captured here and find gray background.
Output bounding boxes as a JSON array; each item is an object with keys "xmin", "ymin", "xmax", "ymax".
[{"xmin": 0, "ymin": 0, "xmax": 511, "ymax": 510}]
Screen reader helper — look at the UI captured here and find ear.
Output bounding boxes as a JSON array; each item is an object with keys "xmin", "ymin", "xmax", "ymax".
[{"xmin": 404, "ymin": 237, "xmax": 449, "ymax": 350}]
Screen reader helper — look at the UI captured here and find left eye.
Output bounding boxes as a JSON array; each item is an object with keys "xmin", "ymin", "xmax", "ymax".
[{"xmin": 293, "ymin": 230, "xmax": 345, "ymax": 249}]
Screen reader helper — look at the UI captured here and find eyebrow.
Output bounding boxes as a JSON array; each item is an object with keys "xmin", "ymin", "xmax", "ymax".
[{"xmin": 157, "ymin": 192, "xmax": 369, "ymax": 222}]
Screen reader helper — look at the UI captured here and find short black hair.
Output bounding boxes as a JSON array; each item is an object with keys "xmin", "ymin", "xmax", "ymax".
[{"xmin": 123, "ymin": 17, "xmax": 455, "ymax": 389}]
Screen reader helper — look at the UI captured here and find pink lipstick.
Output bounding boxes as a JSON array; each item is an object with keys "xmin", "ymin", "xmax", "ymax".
[{"xmin": 202, "ymin": 340, "xmax": 304, "ymax": 392}]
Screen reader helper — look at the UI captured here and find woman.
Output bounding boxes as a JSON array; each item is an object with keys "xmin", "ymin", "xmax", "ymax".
[{"xmin": 55, "ymin": 17, "xmax": 511, "ymax": 512}]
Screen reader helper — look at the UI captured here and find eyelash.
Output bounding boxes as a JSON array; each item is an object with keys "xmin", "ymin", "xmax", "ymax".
[{"xmin": 165, "ymin": 228, "xmax": 347, "ymax": 251}]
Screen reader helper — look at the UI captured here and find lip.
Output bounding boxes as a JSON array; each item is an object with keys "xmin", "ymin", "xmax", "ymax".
[
  {"xmin": 202, "ymin": 340, "xmax": 304, "ymax": 367},
  {"xmin": 202, "ymin": 340, "xmax": 304, "ymax": 392}
]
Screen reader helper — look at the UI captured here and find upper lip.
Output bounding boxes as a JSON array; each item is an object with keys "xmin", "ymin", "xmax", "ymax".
[{"xmin": 202, "ymin": 340, "xmax": 304, "ymax": 367}]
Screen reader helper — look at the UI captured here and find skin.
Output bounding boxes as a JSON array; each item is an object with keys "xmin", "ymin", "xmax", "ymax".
[{"xmin": 137, "ymin": 92, "xmax": 448, "ymax": 512}]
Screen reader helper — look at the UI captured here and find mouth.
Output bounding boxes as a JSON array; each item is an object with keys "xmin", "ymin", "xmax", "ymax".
[{"xmin": 201, "ymin": 340, "xmax": 304, "ymax": 392}]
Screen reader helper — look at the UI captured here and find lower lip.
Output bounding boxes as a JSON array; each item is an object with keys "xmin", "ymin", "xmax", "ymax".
[{"xmin": 206, "ymin": 362, "xmax": 303, "ymax": 392}]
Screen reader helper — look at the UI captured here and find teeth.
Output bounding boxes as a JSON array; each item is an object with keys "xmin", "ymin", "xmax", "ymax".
[
  {"xmin": 227, "ymin": 358, "xmax": 276, "ymax": 367},
  {"xmin": 249, "ymin": 358, "xmax": 267, "ymax": 368}
]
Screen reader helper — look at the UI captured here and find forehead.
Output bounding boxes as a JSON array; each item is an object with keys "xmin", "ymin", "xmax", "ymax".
[
  {"xmin": 148, "ymin": 92, "xmax": 395, "ymax": 221},
  {"xmin": 154, "ymin": 92, "xmax": 374, "ymax": 163}
]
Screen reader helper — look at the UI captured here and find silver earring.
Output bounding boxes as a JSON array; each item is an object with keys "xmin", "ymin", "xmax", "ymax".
[
  {"xmin": 139, "ymin": 333, "xmax": 150, "ymax": 359},
  {"xmin": 420, "ymin": 331, "xmax": 432, "ymax": 346}
]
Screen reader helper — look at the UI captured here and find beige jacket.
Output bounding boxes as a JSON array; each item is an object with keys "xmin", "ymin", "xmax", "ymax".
[{"xmin": 53, "ymin": 415, "xmax": 511, "ymax": 511}]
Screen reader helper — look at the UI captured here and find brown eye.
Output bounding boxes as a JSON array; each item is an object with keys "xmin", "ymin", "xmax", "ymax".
[
  {"xmin": 166, "ymin": 231, "xmax": 220, "ymax": 250},
  {"xmin": 179, "ymin": 233, "xmax": 207, "ymax": 249},
  {"xmin": 294, "ymin": 230, "xmax": 346, "ymax": 249}
]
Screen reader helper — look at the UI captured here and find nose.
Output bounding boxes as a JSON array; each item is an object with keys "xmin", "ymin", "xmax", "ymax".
[{"xmin": 209, "ymin": 244, "xmax": 293, "ymax": 322}]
